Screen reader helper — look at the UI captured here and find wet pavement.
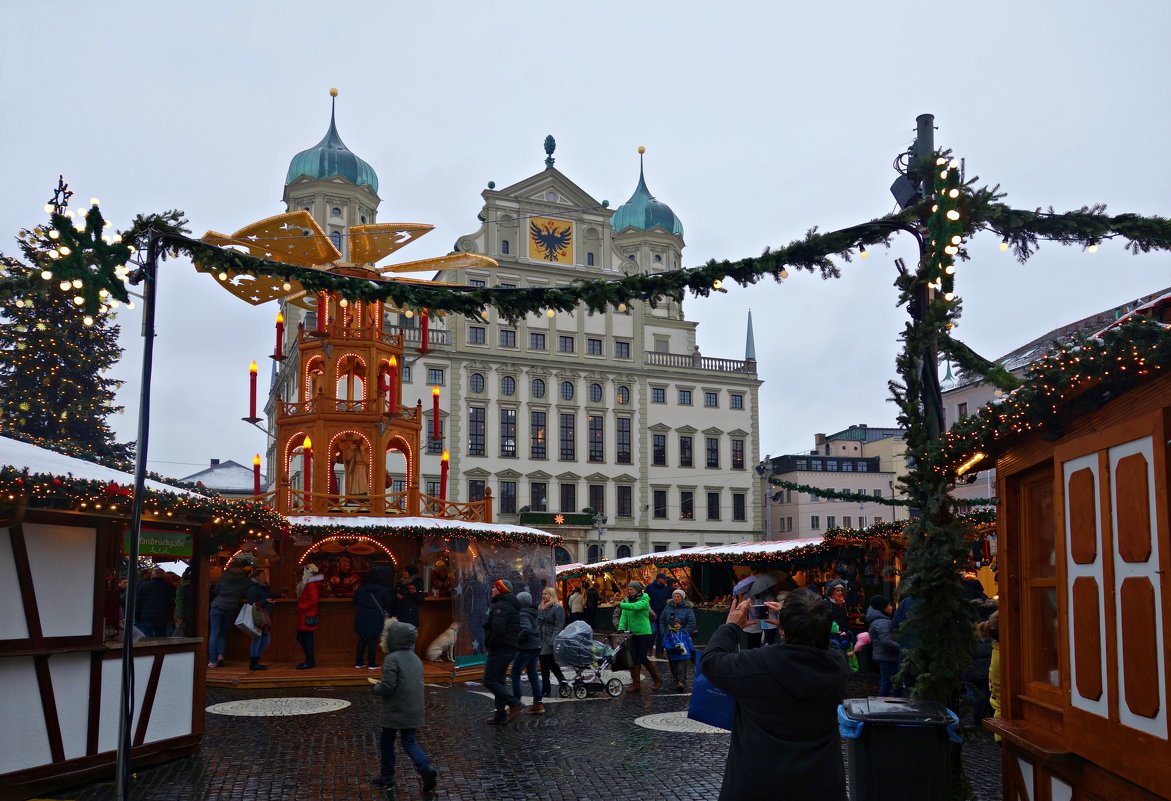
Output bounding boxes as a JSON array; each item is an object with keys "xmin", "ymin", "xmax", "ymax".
[{"xmin": 46, "ymin": 669, "xmax": 1001, "ymax": 800}]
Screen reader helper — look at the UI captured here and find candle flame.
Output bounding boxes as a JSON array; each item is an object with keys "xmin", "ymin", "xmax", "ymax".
[
  {"xmin": 441, "ymin": 450, "xmax": 450, "ymax": 462},
  {"xmin": 432, "ymin": 386, "xmax": 440, "ymax": 397},
  {"xmin": 389, "ymin": 355, "xmax": 398, "ymax": 367},
  {"xmin": 276, "ymin": 312, "xmax": 284, "ymax": 324},
  {"xmin": 303, "ymin": 436, "xmax": 312, "ymax": 450},
  {"xmin": 249, "ymin": 360, "xmax": 258, "ymax": 374},
  {"xmin": 253, "ymin": 454, "xmax": 261, "ymax": 466}
]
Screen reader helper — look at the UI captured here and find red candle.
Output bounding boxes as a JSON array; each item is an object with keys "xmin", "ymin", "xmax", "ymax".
[
  {"xmin": 440, "ymin": 450, "xmax": 449, "ymax": 502},
  {"xmin": 316, "ymin": 293, "xmax": 326, "ymax": 333},
  {"xmin": 252, "ymin": 454, "xmax": 262, "ymax": 496},
  {"xmin": 387, "ymin": 355, "xmax": 398, "ymax": 413},
  {"xmin": 420, "ymin": 311, "xmax": 429, "ymax": 352},
  {"xmin": 302, "ymin": 436, "xmax": 313, "ymax": 503},
  {"xmin": 274, "ymin": 311, "xmax": 284, "ymax": 356},
  {"xmin": 248, "ymin": 361, "xmax": 258, "ymax": 418},
  {"xmin": 432, "ymin": 386, "xmax": 440, "ymax": 442}
]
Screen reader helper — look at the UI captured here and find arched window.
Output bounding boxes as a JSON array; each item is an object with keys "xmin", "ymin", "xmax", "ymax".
[
  {"xmin": 470, "ymin": 373, "xmax": 485, "ymax": 393},
  {"xmin": 589, "ymin": 383, "xmax": 603, "ymax": 402},
  {"xmin": 560, "ymin": 381, "xmax": 575, "ymax": 401},
  {"xmin": 587, "ymin": 252, "xmax": 595, "ymax": 266},
  {"xmin": 360, "ymin": 215, "xmax": 367, "ymax": 224},
  {"xmin": 531, "ymin": 378, "xmax": 546, "ymax": 399},
  {"xmin": 616, "ymin": 385, "xmax": 630, "ymax": 405},
  {"xmin": 555, "ymin": 546, "xmax": 573, "ymax": 566},
  {"xmin": 501, "ymin": 376, "xmax": 516, "ymax": 396},
  {"xmin": 501, "ymin": 239, "xmax": 510, "ymax": 255},
  {"xmin": 616, "ymin": 544, "xmax": 632, "ymax": 559},
  {"xmin": 331, "ymin": 207, "xmax": 342, "ymax": 218},
  {"xmin": 654, "ymin": 254, "xmax": 662, "ymax": 263},
  {"xmin": 587, "ymin": 544, "xmax": 601, "ymax": 564},
  {"xmin": 330, "ymin": 231, "xmax": 342, "ymax": 250}
]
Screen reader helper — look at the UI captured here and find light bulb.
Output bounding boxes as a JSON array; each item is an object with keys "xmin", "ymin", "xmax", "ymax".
[
  {"xmin": 859, "ymin": 247, "xmax": 869, "ymax": 260},
  {"xmin": 48, "ymin": 250, "xmax": 59, "ymax": 259},
  {"xmin": 950, "ymin": 235, "xmax": 961, "ymax": 245},
  {"xmin": 936, "ymin": 157, "xmax": 947, "ymax": 166},
  {"xmin": 99, "ymin": 288, "xmax": 109, "ymax": 298},
  {"xmin": 339, "ymin": 298, "xmax": 348, "ymax": 307},
  {"xmin": 40, "ymin": 270, "xmax": 52, "ymax": 280},
  {"xmin": 90, "ymin": 197, "xmax": 100, "ymax": 206},
  {"xmin": 43, "ymin": 203, "xmax": 54, "ymax": 214},
  {"xmin": 48, "ymin": 230, "xmax": 59, "ymax": 240},
  {"xmin": 109, "ymin": 299, "xmax": 120, "ymax": 308},
  {"xmin": 546, "ymin": 309, "xmax": 556, "ymax": 318},
  {"xmin": 218, "ymin": 271, "xmax": 228, "ymax": 281},
  {"xmin": 404, "ymin": 309, "xmax": 414, "ymax": 318},
  {"xmin": 779, "ymin": 267, "xmax": 789, "ymax": 279},
  {"xmin": 1087, "ymin": 243, "xmax": 1098, "ymax": 254},
  {"xmin": 112, "ymin": 234, "xmax": 121, "ymax": 243},
  {"xmin": 59, "ymin": 246, "xmax": 72, "ymax": 256},
  {"xmin": 998, "ymin": 240, "xmax": 1009, "ymax": 252},
  {"xmin": 617, "ymin": 303, "xmax": 627, "ymax": 313},
  {"xmin": 712, "ymin": 279, "xmax": 723, "ymax": 290},
  {"xmin": 126, "ymin": 301, "xmax": 135, "ymax": 310},
  {"xmin": 82, "ymin": 316, "xmax": 94, "ymax": 327},
  {"xmin": 949, "ymin": 159, "xmax": 959, "ymax": 169},
  {"xmin": 71, "ymin": 278, "xmax": 83, "ymax": 288},
  {"xmin": 59, "ymin": 281, "xmax": 72, "ymax": 291},
  {"xmin": 946, "ymin": 210, "xmax": 960, "ymax": 221},
  {"xmin": 73, "ymin": 296, "xmax": 85, "ymax": 305},
  {"xmin": 944, "ymin": 265, "xmax": 956, "ymax": 275},
  {"xmin": 944, "ymin": 245, "xmax": 957, "ymax": 256},
  {"xmin": 940, "ymin": 170, "xmax": 948, "ymax": 180},
  {"xmin": 63, "ymin": 209, "xmax": 73, "ymax": 219},
  {"xmin": 944, "ymin": 292, "xmax": 955, "ymax": 301},
  {"xmin": 948, "ymin": 189, "xmax": 959, "ymax": 198},
  {"xmin": 282, "ymin": 282, "xmax": 292, "ymax": 291}
]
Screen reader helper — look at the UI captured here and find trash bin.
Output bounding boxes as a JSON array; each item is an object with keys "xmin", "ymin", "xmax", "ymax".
[{"xmin": 839, "ymin": 697, "xmax": 954, "ymax": 801}]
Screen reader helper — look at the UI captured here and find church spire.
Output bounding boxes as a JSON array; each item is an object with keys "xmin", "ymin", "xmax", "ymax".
[{"xmin": 745, "ymin": 309, "xmax": 757, "ymax": 362}]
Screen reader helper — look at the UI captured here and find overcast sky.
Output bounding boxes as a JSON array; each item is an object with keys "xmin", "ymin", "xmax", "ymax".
[{"xmin": 3, "ymin": 2, "xmax": 1170, "ymax": 477}]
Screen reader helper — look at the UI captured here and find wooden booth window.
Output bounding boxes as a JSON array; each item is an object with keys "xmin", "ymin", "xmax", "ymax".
[{"xmin": 1017, "ymin": 467, "xmax": 1061, "ymax": 696}]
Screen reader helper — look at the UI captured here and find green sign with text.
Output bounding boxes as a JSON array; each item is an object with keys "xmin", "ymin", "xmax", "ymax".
[{"xmin": 125, "ymin": 528, "xmax": 193, "ymax": 558}]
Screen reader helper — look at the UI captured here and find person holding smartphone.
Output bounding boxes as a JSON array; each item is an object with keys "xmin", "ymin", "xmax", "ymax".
[{"xmin": 701, "ymin": 591, "xmax": 848, "ymax": 801}]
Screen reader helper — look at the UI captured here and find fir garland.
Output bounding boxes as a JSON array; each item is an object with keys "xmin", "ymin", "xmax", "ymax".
[{"xmin": 766, "ymin": 477, "xmax": 997, "ymax": 508}]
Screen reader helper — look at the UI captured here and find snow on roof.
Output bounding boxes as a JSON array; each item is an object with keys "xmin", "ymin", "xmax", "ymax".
[
  {"xmin": 285, "ymin": 515, "xmax": 561, "ymax": 541},
  {"xmin": 0, "ymin": 436, "xmax": 194, "ymax": 495},
  {"xmin": 180, "ymin": 460, "xmax": 261, "ymax": 492},
  {"xmin": 557, "ymin": 537, "xmax": 826, "ymax": 574}
]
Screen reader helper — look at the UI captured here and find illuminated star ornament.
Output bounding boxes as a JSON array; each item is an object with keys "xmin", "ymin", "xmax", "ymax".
[{"xmin": 553, "ymin": 514, "xmax": 565, "ymax": 525}]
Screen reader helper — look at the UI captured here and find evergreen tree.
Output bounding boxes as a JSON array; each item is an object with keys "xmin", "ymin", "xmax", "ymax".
[{"xmin": 0, "ymin": 219, "xmax": 132, "ymax": 463}]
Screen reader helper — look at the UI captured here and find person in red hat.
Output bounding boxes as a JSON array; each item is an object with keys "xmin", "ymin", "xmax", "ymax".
[{"xmin": 482, "ymin": 579, "xmax": 525, "ymax": 724}]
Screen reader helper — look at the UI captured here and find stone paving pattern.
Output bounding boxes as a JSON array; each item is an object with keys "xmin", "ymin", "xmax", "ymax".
[{"xmin": 46, "ymin": 672, "xmax": 1002, "ymax": 800}]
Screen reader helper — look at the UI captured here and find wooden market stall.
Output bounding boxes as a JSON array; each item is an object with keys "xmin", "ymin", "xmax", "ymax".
[
  {"xmin": 971, "ymin": 334, "xmax": 1171, "ymax": 800},
  {"xmin": 0, "ymin": 435, "xmax": 278, "ymax": 801}
]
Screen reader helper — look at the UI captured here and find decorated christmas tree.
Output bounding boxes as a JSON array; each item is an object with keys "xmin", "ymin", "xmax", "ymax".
[{"xmin": 0, "ymin": 182, "xmax": 133, "ymax": 463}]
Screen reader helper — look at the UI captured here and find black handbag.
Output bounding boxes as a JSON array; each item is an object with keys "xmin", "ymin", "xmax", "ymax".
[{"xmin": 608, "ymin": 633, "xmax": 634, "ymax": 671}]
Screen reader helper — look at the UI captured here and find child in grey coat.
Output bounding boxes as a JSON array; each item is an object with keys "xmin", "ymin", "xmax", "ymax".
[{"xmin": 370, "ymin": 618, "xmax": 439, "ymax": 800}]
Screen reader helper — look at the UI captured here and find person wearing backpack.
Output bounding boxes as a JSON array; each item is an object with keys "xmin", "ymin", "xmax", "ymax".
[{"xmin": 511, "ymin": 591, "xmax": 544, "ymax": 714}]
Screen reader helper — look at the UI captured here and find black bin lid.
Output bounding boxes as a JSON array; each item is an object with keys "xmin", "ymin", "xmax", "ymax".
[{"xmin": 842, "ymin": 697, "xmax": 950, "ymax": 725}]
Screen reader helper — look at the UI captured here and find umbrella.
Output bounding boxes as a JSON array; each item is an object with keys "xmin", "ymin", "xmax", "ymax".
[
  {"xmin": 732, "ymin": 575, "xmax": 756, "ymax": 596},
  {"xmin": 750, "ymin": 573, "xmax": 778, "ymax": 597}
]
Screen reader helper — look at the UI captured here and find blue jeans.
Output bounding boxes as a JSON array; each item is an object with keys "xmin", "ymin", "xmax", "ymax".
[
  {"xmin": 380, "ymin": 727, "xmax": 432, "ymax": 779},
  {"xmin": 877, "ymin": 659, "xmax": 900, "ymax": 697},
  {"xmin": 208, "ymin": 607, "xmax": 232, "ymax": 662},
  {"xmin": 137, "ymin": 619, "xmax": 166, "ymax": 638},
  {"xmin": 482, "ymin": 649, "xmax": 518, "ymax": 713},
  {"xmin": 511, "ymin": 649, "xmax": 542, "ymax": 703},
  {"xmin": 250, "ymin": 630, "xmax": 270, "ymax": 658}
]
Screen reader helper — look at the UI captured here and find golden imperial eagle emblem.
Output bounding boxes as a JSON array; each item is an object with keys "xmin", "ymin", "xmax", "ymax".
[{"xmin": 528, "ymin": 216, "xmax": 573, "ymax": 264}]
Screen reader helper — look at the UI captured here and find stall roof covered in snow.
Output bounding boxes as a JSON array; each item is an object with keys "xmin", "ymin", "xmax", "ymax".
[
  {"xmin": 557, "ymin": 537, "xmax": 825, "ymax": 576},
  {"xmin": 0, "ymin": 436, "xmax": 194, "ymax": 494},
  {"xmin": 285, "ymin": 515, "xmax": 563, "ymax": 543}
]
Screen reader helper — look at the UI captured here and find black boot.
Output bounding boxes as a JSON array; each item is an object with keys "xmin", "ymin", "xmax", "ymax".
[{"xmin": 249, "ymin": 656, "xmax": 267, "ymax": 671}]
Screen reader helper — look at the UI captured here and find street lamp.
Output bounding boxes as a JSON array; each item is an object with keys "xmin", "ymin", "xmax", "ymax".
[
  {"xmin": 755, "ymin": 455, "xmax": 771, "ymax": 541},
  {"xmin": 593, "ymin": 513, "xmax": 607, "ymax": 562}
]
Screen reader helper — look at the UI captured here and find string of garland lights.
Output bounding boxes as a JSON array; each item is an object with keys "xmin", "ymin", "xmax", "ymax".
[
  {"xmin": 765, "ymin": 476, "xmax": 998, "ymax": 508},
  {"xmin": 287, "ymin": 521, "xmax": 563, "ymax": 547}
]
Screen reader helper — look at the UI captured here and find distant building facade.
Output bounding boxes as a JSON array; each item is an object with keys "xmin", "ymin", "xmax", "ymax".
[{"xmin": 179, "ymin": 459, "xmax": 261, "ymax": 500}]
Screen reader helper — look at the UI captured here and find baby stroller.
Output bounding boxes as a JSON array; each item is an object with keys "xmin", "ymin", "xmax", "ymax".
[{"xmin": 553, "ymin": 621, "xmax": 625, "ymax": 698}]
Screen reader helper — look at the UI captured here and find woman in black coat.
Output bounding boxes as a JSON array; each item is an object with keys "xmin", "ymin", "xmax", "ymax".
[
  {"xmin": 702, "ymin": 591, "xmax": 849, "ymax": 801},
  {"xmin": 353, "ymin": 573, "xmax": 391, "ymax": 669}
]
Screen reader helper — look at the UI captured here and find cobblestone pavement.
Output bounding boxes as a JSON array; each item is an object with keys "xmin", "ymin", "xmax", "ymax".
[{"xmin": 47, "ymin": 670, "xmax": 1001, "ymax": 801}]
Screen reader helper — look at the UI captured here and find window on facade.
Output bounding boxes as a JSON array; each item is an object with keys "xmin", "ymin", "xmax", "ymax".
[
  {"xmin": 530, "ymin": 411, "xmax": 547, "ymax": 459},
  {"xmin": 706, "ymin": 437, "xmax": 719, "ymax": 468},
  {"xmin": 615, "ymin": 341, "xmax": 631, "ymax": 359},
  {"xmin": 468, "ymin": 480, "xmax": 486, "ymax": 502},
  {"xmin": 469, "ymin": 279, "xmax": 487, "ymax": 289},
  {"xmin": 795, "ymin": 459, "xmax": 807, "ymax": 471},
  {"xmin": 501, "ymin": 376, "xmax": 516, "ymax": 396},
  {"xmin": 559, "ymin": 336, "xmax": 575, "ymax": 353},
  {"xmin": 811, "ymin": 515, "xmax": 821, "ymax": 530},
  {"xmin": 858, "ymin": 462, "xmax": 869, "ymax": 472},
  {"xmin": 732, "ymin": 439, "xmax": 745, "ymax": 470},
  {"xmin": 680, "ymin": 436, "xmax": 693, "ymax": 468},
  {"xmin": 704, "ymin": 391, "xmax": 718, "ymax": 408},
  {"xmin": 530, "ymin": 482, "xmax": 547, "ymax": 512},
  {"xmin": 842, "ymin": 461, "xmax": 854, "ymax": 472},
  {"xmin": 811, "ymin": 460, "xmax": 823, "ymax": 471},
  {"xmin": 828, "ymin": 461, "xmax": 839, "ymax": 472},
  {"xmin": 499, "ymin": 409, "xmax": 517, "ymax": 457},
  {"xmin": 958, "ymin": 402, "xmax": 969, "ymax": 419},
  {"xmin": 468, "ymin": 326, "xmax": 486, "ymax": 345},
  {"xmin": 331, "ymin": 207, "xmax": 342, "ymax": 218},
  {"xmin": 589, "ymin": 383, "xmax": 603, "ymax": 403},
  {"xmin": 330, "ymin": 231, "xmax": 342, "ymax": 250},
  {"xmin": 425, "ymin": 480, "xmax": 440, "ymax": 497},
  {"xmin": 678, "ymin": 389, "xmax": 693, "ymax": 405},
  {"xmin": 617, "ymin": 486, "xmax": 632, "ymax": 517},
  {"xmin": 587, "ymin": 252, "xmax": 594, "ymax": 266},
  {"xmin": 587, "ymin": 338, "xmax": 603, "ymax": 356},
  {"xmin": 402, "ymin": 365, "xmax": 412, "ymax": 383},
  {"xmin": 873, "ymin": 489, "xmax": 882, "ymax": 497},
  {"xmin": 530, "ymin": 332, "xmax": 546, "ymax": 351},
  {"xmin": 707, "ymin": 492, "xmax": 720, "ymax": 520},
  {"xmin": 560, "ymin": 483, "xmax": 576, "ymax": 514},
  {"xmin": 616, "ymin": 545, "xmax": 632, "ymax": 559},
  {"xmin": 560, "ymin": 381, "xmax": 574, "ymax": 401},
  {"xmin": 653, "ymin": 490, "xmax": 668, "ymax": 519},
  {"xmin": 733, "ymin": 493, "xmax": 746, "ymax": 521},
  {"xmin": 427, "ymin": 368, "xmax": 445, "ymax": 386},
  {"xmin": 616, "ymin": 386, "xmax": 630, "ymax": 405},
  {"xmin": 588, "ymin": 415, "xmax": 604, "ymax": 462},
  {"xmin": 500, "ymin": 481, "xmax": 517, "ymax": 514},
  {"xmin": 827, "ymin": 515, "xmax": 836, "ymax": 529},
  {"xmin": 426, "ymin": 420, "xmax": 444, "ymax": 454},
  {"xmin": 531, "ymin": 378, "xmax": 546, "ymax": 398},
  {"xmin": 469, "ymin": 373, "xmax": 485, "ymax": 393},
  {"xmin": 501, "ymin": 240, "xmax": 509, "ymax": 254},
  {"xmin": 499, "ymin": 282, "xmax": 517, "ymax": 289},
  {"xmin": 559, "ymin": 413, "xmax": 575, "ymax": 460},
  {"xmin": 616, "ymin": 418, "xmax": 632, "ymax": 464},
  {"xmin": 680, "ymin": 491, "xmax": 694, "ymax": 520},
  {"xmin": 588, "ymin": 484, "xmax": 605, "ymax": 516},
  {"xmin": 499, "ymin": 329, "xmax": 517, "ymax": 349},
  {"xmin": 653, "ymin": 434, "xmax": 667, "ymax": 466},
  {"xmin": 468, "ymin": 407, "xmax": 485, "ymax": 456},
  {"xmin": 730, "ymin": 393, "xmax": 744, "ymax": 410},
  {"xmin": 843, "ymin": 516, "xmax": 852, "ymax": 529},
  {"xmin": 651, "ymin": 387, "xmax": 666, "ymax": 404},
  {"xmin": 859, "ymin": 515, "xmax": 867, "ymax": 528},
  {"xmin": 874, "ymin": 516, "xmax": 883, "ymax": 524},
  {"xmin": 587, "ymin": 543, "xmax": 601, "ymax": 563}
]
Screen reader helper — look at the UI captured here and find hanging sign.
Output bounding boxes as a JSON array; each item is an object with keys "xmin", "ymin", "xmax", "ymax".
[{"xmin": 125, "ymin": 527, "xmax": 193, "ymax": 558}]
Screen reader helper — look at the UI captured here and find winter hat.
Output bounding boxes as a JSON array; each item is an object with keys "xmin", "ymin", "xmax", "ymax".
[
  {"xmin": 517, "ymin": 591, "xmax": 532, "ymax": 606},
  {"xmin": 627, "ymin": 580, "xmax": 644, "ymax": 593},
  {"xmin": 672, "ymin": 589, "xmax": 686, "ymax": 599},
  {"xmin": 494, "ymin": 578, "xmax": 513, "ymax": 594},
  {"xmin": 233, "ymin": 553, "xmax": 256, "ymax": 566},
  {"xmin": 869, "ymin": 594, "xmax": 891, "ymax": 612},
  {"xmin": 655, "ymin": 572, "xmax": 667, "ymax": 581},
  {"xmin": 303, "ymin": 563, "xmax": 319, "ymax": 575},
  {"xmin": 665, "ymin": 576, "xmax": 678, "ymax": 585}
]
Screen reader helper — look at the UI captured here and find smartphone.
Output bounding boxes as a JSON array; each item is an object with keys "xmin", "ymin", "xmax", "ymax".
[{"xmin": 747, "ymin": 604, "xmax": 769, "ymax": 621}]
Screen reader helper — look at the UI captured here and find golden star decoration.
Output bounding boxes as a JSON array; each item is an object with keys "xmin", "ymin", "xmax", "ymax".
[{"xmin": 554, "ymin": 514, "xmax": 565, "ymax": 525}]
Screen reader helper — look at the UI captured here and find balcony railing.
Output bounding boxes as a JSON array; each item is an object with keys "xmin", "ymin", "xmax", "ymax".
[
  {"xmin": 277, "ymin": 398, "xmax": 423, "ymax": 421},
  {"xmin": 644, "ymin": 351, "xmax": 756, "ymax": 373}
]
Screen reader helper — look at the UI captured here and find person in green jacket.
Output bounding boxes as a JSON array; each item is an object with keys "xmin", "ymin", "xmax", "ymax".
[{"xmin": 617, "ymin": 580, "xmax": 662, "ymax": 693}]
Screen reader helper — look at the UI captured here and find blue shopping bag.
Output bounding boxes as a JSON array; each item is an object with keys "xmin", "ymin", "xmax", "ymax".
[{"xmin": 686, "ymin": 648, "xmax": 735, "ymax": 730}]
